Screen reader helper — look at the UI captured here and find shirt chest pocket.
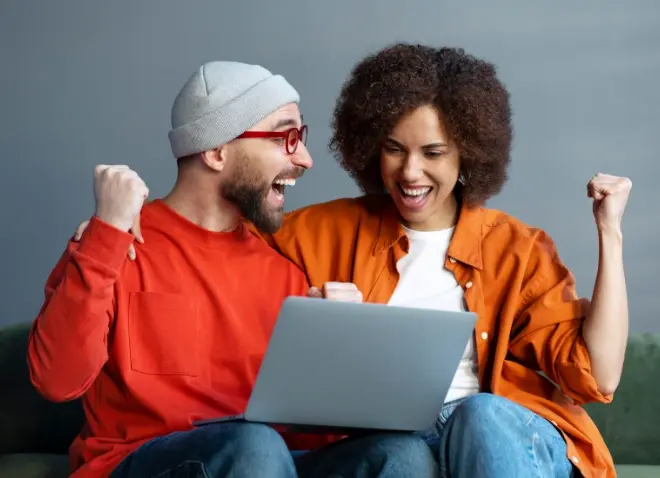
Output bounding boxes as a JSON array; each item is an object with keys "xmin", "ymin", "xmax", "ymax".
[{"xmin": 128, "ymin": 292, "xmax": 200, "ymax": 377}]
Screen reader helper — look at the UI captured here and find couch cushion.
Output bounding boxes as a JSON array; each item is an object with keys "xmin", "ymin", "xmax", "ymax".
[
  {"xmin": 0, "ymin": 453, "xmax": 69, "ymax": 478},
  {"xmin": 615, "ymin": 464, "xmax": 660, "ymax": 478},
  {"xmin": 0, "ymin": 323, "xmax": 84, "ymax": 454},
  {"xmin": 585, "ymin": 333, "xmax": 660, "ymax": 465}
]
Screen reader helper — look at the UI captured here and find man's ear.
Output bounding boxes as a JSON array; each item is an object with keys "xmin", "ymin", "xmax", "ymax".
[{"xmin": 200, "ymin": 147, "xmax": 227, "ymax": 172}]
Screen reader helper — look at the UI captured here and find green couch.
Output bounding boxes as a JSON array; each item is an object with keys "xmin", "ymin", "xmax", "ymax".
[{"xmin": 1, "ymin": 322, "xmax": 658, "ymax": 478}]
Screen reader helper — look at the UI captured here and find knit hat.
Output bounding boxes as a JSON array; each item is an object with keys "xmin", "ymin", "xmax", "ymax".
[{"xmin": 168, "ymin": 61, "xmax": 300, "ymax": 159}]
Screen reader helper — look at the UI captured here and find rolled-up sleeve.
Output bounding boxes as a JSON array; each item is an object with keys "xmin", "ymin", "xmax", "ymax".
[{"xmin": 508, "ymin": 231, "xmax": 613, "ymax": 406}]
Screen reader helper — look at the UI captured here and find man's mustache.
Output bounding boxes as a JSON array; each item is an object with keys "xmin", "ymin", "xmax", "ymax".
[{"xmin": 274, "ymin": 167, "xmax": 305, "ymax": 181}]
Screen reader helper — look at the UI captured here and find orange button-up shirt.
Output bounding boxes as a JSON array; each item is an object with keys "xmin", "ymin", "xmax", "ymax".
[{"xmin": 253, "ymin": 194, "xmax": 615, "ymax": 478}]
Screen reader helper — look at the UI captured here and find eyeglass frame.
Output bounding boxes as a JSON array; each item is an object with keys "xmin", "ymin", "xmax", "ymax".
[{"xmin": 235, "ymin": 125, "xmax": 308, "ymax": 154}]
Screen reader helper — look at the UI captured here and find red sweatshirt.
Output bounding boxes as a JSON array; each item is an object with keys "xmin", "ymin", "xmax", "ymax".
[{"xmin": 27, "ymin": 200, "xmax": 341, "ymax": 477}]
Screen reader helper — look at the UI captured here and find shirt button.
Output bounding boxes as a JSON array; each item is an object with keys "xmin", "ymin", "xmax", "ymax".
[
  {"xmin": 571, "ymin": 456, "xmax": 579, "ymax": 464},
  {"xmin": 480, "ymin": 332, "xmax": 488, "ymax": 340},
  {"xmin": 449, "ymin": 257, "xmax": 456, "ymax": 263},
  {"xmin": 465, "ymin": 281, "xmax": 473, "ymax": 289}
]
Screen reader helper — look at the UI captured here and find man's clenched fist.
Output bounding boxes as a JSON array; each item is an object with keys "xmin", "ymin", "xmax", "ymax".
[{"xmin": 94, "ymin": 165, "xmax": 149, "ymax": 233}]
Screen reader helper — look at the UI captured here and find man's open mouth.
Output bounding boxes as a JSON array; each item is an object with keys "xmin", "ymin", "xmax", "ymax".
[
  {"xmin": 271, "ymin": 177, "xmax": 297, "ymax": 196},
  {"xmin": 268, "ymin": 177, "xmax": 298, "ymax": 204}
]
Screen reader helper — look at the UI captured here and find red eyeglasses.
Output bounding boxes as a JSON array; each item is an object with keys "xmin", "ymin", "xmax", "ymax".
[{"xmin": 236, "ymin": 125, "xmax": 308, "ymax": 154}]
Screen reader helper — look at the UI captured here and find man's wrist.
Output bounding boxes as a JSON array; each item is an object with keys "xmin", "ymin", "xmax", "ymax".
[
  {"xmin": 94, "ymin": 212, "xmax": 132, "ymax": 233},
  {"xmin": 77, "ymin": 216, "xmax": 135, "ymax": 271}
]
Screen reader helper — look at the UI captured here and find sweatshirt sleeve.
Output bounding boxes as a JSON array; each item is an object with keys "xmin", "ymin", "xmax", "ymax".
[{"xmin": 27, "ymin": 216, "xmax": 135, "ymax": 402}]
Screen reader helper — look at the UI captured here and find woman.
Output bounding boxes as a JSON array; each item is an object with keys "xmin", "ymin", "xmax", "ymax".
[
  {"xmin": 76, "ymin": 44, "xmax": 631, "ymax": 477},
  {"xmin": 258, "ymin": 44, "xmax": 631, "ymax": 477}
]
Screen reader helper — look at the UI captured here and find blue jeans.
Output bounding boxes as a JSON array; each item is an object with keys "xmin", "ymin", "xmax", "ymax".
[
  {"xmin": 110, "ymin": 422, "xmax": 438, "ymax": 478},
  {"xmin": 419, "ymin": 393, "xmax": 576, "ymax": 478}
]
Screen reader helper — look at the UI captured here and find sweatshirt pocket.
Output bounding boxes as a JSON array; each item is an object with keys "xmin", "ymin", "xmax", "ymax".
[{"xmin": 128, "ymin": 292, "xmax": 199, "ymax": 377}]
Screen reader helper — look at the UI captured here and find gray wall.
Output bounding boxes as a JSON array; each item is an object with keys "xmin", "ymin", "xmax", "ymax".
[{"xmin": 1, "ymin": 0, "xmax": 658, "ymax": 331}]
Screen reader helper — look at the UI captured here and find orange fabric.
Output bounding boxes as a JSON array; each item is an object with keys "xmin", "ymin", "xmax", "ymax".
[
  {"xmin": 27, "ymin": 200, "xmax": 341, "ymax": 478},
  {"xmin": 252, "ymin": 194, "xmax": 616, "ymax": 478}
]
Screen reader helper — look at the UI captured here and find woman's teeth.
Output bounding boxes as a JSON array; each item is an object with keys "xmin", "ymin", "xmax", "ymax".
[{"xmin": 401, "ymin": 186, "xmax": 431, "ymax": 197}]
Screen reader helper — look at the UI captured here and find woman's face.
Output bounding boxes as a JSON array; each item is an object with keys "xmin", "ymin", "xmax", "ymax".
[{"xmin": 380, "ymin": 105, "xmax": 461, "ymax": 231}]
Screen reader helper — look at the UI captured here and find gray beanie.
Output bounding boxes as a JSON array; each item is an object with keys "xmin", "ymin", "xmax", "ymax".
[{"xmin": 168, "ymin": 61, "xmax": 300, "ymax": 158}]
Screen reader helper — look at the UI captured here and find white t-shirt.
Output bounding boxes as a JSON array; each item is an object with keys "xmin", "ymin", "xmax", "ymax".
[{"xmin": 388, "ymin": 225, "xmax": 479, "ymax": 403}]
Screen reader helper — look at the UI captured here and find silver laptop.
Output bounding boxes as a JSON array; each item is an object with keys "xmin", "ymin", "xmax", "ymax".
[{"xmin": 193, "ymin": 296, "xmax": 477, "ymax": 433}]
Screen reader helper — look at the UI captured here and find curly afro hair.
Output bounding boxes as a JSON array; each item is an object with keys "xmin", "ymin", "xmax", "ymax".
[{"xmin": 329, "ymin": 43, "xmax": 513, "ymax": 207}]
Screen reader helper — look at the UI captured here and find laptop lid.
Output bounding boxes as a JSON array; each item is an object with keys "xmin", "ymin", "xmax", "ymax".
[{"xmin": 244, "ymin": 296, "xmax": 477, "ymax": 432}]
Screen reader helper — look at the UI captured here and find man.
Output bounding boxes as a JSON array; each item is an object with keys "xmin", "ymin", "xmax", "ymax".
[{"xmin": 27, "ymin": 61, "xmax": 437, "ymax": 478}]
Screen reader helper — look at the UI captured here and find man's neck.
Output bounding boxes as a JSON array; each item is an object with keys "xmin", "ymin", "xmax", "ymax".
[{"xmin": 162, "ymin": 181, "xmax": 240, "ymax": 233}]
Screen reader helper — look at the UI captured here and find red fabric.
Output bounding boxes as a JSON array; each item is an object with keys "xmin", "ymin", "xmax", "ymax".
[{"xmin": 27, "ymin": 200, "xmax": 341, "ymax": 477}]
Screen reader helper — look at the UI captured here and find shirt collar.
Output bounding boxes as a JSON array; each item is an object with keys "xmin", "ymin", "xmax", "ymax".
[{"xmin": 372, "ymin": 195, "xmax": 485, "ymax": 270}]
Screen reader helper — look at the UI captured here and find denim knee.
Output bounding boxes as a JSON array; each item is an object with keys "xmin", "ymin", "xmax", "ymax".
[
  {"xmin": 188, "ymin": 422, "xmax": 296, "ymax": 477},
  {"xmin": 216, "ymin": 423, "xmax": 291, "ymax": 461},
  {"xmin": 111, "ymin": 423, "xmax": 296, "ymax": 478},
  {"xmin": 367, "ymin": 434, "xmax": 438, "ymax": 477},
  {"xmin": 439, "ymin": 394, "xmax": 573, "ymax": 477},
  {"xmin": 449, "ymin": 393, "xmax": 530, "ymax": 432}
]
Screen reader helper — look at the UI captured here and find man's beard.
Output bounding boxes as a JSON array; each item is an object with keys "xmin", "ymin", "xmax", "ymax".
[{"xmin": 221, "ymin": 152, "xmax": 299, "ymax": 234}]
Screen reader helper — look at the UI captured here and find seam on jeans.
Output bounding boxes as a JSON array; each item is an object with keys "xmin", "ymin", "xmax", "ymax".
[
  {"xmin": 150, "ymin": 460, "xmax": 210, "ymax": 478},
  {"xmin": 524, "ymin": 410, "xmax": 537, "ymax": 426},
  {"xmin": 528, "ymin": 415, "xmax": 567, "ymax": 449},
  {"xmin": 530, "ymin": 431, "xmax": 542, "ymax": 477},
  {"xmin": 528, "ymin": 416, "xmax": 575, "ymax": 476}
]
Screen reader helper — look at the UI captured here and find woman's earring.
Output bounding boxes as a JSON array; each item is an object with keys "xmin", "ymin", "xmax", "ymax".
[{"xmin": 458, "ymin": 173, "xmax": 465, "ymax": 185}]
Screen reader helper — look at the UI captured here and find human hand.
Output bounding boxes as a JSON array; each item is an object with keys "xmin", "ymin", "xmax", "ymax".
[
  {"xmin": 74, "ymin": 165, "xmax": 147, "ymax": 259},
  {"xmin": 94, "ymin": 164, "xmax": 148, "ymax": 232},
  {"xmin": 307, "ymin": 282, "xmax": 364, "ymax": 302},
  {"xmin": 587, "ymin": 173, "xmax": 632, "ymax": 235}
]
